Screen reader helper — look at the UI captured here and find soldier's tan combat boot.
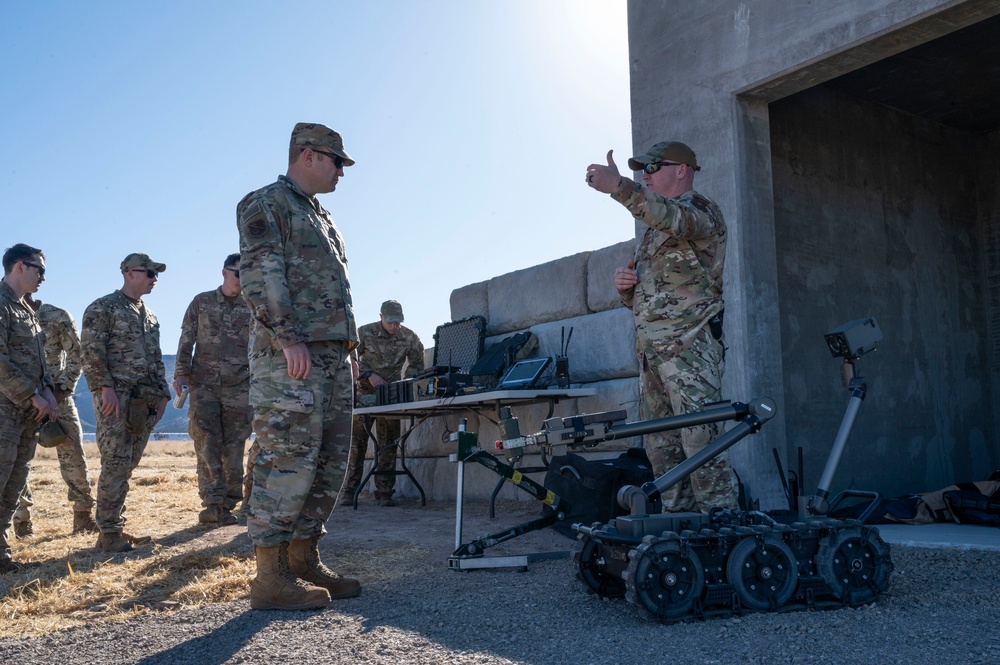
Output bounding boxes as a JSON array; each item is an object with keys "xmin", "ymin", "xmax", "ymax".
[
  {"xmin": 250, "ymin": 542, "xmax": 330, "ymax": 610},
  {"xmin": 72, "ymin": 510, "xmax": 98, "ymax": 534},
  {"xmin": 97, "ymin": 532, "xmax": 133, "ymax": 553},
  {"xmin": 199, "ymin": 504, "xmax": 222, "ymax": 524},
  {"xmin": 288, "ymin": 537, "xmax": 362, "ymax": 599}
]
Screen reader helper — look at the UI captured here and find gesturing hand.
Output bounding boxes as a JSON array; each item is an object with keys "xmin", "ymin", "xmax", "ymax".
[
  {"xmin": 613, "ymin": 258, "xmax": 638, "ymax": 292},
  {"xmin": 586, "ymin": 150, "xmax": 623, "ymax": 194}
]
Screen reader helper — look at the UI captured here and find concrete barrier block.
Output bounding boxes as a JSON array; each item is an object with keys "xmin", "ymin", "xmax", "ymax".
[
  {"xmin": 588, "ymin": 241, "xmax": 635, "ymax": 313},
  {"xmin": 487, "ymin": 252, "xmax": 591, "ymax": 335},
  {"xmin": 526, "ymin": 310, "xmax": 638, "ymax": 383},
  {"xmin": 574, "ymin": 376, "xmax": 640, "ymax": 424},
  {"xmin": 449, "ymin": 281, "xmax": 488, "ymax": 324}
]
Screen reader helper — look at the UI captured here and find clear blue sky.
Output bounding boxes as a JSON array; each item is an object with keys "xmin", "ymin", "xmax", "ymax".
[{"xmin": 1, "ymin": 1, "xmax": 632, "ymax": 356}]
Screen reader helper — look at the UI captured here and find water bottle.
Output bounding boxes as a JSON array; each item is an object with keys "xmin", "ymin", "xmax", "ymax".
[{"xmin": 174, "ymin": 385, "xmax": 189, "ymax": 409}]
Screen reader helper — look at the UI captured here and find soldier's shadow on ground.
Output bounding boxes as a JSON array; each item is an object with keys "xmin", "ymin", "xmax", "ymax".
[
  {"xmin": 154, "ymin": 520, "xmax": 249, "ymax": 549},
  {"xmin": 131, "ymin": 610, "xmax": 282, "ymax": 665}
]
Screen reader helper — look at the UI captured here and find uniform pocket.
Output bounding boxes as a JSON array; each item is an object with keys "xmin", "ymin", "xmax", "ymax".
[
  {"xmin": 125, "ymin": 394, "xmax": 152, "ymax": 436},
  {"xmin": 248, "ymin": 350, "xmax": 314, "ymax": 413}
]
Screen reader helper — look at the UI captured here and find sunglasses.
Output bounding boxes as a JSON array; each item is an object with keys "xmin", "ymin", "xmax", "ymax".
[
  {"xmin": 311, "ymin": 149, "xmax": 345, "ymax": 169},
  {"xmin": 643, "ymin": 161, "xmax": 684, "ymax": 174},
  {"xmin": 22, "ymin": 261, "xmax": 45, "ymax": 277},
  {"xmin": 225, "ymin": 267, "xmax": 240, "ymax": 278},
  {"xmin": 131, "ymin": 268, "xmax": 159, "ymax": 279}
]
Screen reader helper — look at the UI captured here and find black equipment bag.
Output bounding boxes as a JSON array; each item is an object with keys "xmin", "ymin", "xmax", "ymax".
[
  {"xmin": 469, "ymin": 331, "xmax": 538, "ymax": 389},
  {"xmin": 542, "ymin": 448, "xmax": 654, "ymax": 539}
]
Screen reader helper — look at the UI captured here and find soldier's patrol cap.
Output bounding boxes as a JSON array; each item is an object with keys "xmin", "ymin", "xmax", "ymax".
[
  {"xmin": 120, "ymin": 252, "xmax": 167, "ymax": 273},
  {"xmin": 381, "ymin": 299, "xmax": 404, "ymax": 323},
  {"xmin": 291, "ymin": 122, "xmax": 356, "ymax": 167},
  {"xmin": 628, "ymin": 141, "xmax": 701, "ymax": 172}
]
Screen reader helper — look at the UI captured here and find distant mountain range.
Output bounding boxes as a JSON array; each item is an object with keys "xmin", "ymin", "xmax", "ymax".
[{"xmin": 75, "ymin": 355, "xmax": 189, "ymax": 433}]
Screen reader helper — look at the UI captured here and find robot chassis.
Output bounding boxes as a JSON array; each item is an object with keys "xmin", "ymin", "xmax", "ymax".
[{"xmin": 453, "ymin": 317, "xmax": 893, "ymax": 623}]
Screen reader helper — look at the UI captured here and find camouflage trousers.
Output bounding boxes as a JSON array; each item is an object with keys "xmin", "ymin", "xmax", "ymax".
[
  {"xmin": 247, "ymin": 341, "xmax": 353, "ymax": 547},
  {"xmin": 93, "ymin": 387, "xmax": 157, "ymax": 533},
  {"xmin": 14, "ymin": 396, "xmax": 94, "ymax": 522},
  {"xmin": 640, "ymin": 326, "xmax": 737, "ymax": 512},
  {"xmin": 188, "ymin": 385, "xmax": 251, "ymax": 511},
  {"xmin": 0, "ymin": 401, "xmax": 38, "ymax": 562},
  {"xmin": 345, "ymin": 415, "xmax": 401, "ymax": 499}
]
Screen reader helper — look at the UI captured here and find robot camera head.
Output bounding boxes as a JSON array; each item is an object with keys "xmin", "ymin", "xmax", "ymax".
[{"xmin": 824, "ymin": 317, "xmax": 882, "ymax": 360}]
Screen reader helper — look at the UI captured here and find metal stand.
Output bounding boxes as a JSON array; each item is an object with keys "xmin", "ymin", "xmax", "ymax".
[
  {"xmin": 353, "ymin": 414, "xmax": 427, "ymax": 509},
  {"xmin": 448, "ymin": 419, "xmax": 571, "ymax": 571}
]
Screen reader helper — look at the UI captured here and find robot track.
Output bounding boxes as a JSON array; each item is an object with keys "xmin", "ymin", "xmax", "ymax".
[{"xmin": 577, "ymin": 512, "xmax": 893, "ymax": 623}]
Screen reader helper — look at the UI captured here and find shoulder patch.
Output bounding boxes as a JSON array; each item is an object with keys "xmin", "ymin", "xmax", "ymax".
[
  {"xmin": 691, "ymin": 196, "xmax": 711, "ymax": 212},
  {"xmin": 247, "ymin": 219, "xmax": 267, "ymax": 238},
  {"xmin": 238, "ymin": 200, "xmax": 272, "ymax": 240},
  {"xmin": 239, "ymin": 200, "xmax": 262, "ymax": 225}
]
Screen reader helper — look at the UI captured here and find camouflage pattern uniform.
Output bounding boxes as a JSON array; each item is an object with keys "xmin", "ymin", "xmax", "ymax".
[
  {"xmin": 0, "ymin": 281, "xmax": 52, "ymax": 565},
  {"xmin": 345, "ymin": 322, "xmax": 424, "ymax": 501},
  {"xmin": 81, "ymin": 291, "xmax": 169, "ymax": 533},
  {"xmin": 237, "ymin": 174, "xmax": 358, "ymax": 547},
  {"xmin": 612, "ymin": 178, "xmax": 737, "ymax": 511},
  {"xmin": 13, "ymin": 303, "xmax": 95, "ymax": 526},
  {"xmin": 175, "ymin": 288, "xmax": 252, "ymax": 511}
]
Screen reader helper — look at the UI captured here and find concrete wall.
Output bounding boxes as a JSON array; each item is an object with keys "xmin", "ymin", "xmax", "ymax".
[
  {"xmin": 625, "ymin": 0, "xmax": 1000, "ymax": 507},
  {"xmin": 770, "ymin": 85, "xmax": 994, "ymax": 495}
]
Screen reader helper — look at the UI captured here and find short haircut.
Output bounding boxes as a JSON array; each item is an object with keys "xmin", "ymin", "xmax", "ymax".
[
  {"xmin": 288, "ymin": 145, "xmax": 306, "ymax": 166},
  {"xmin": 2, "ymin": 243, "xmax": 44, "ymax": 275},
  {"xmin": 224, "ymin": 253, "xmax": 240, "ymax": 268}
]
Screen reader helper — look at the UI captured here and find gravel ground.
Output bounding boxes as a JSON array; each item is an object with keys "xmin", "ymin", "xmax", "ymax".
[{"xmin": 1, "ymin": 498, "xmax": 998, "ymax": 665}]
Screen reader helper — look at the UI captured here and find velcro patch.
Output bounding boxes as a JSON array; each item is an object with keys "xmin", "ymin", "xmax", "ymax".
[
  {"xmin": 247, "ymin": 219, "xmax": 268, "ymax": 238},
  {"xmin": 239, "ymin": 201, "xmax": 262, "ymax": 225},
  {"xmin": 239, "ymin": 201, "xmax": 271, "ymax": 239}
]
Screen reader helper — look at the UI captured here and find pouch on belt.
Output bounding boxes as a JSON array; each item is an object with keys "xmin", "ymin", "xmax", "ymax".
[
  {"xmin": 37, "ymin": 420, "xmax": 69, "ymax": 448},
  {"xmin": 126, "ymin": 385, "xmax": 161, "ymax": 436}
]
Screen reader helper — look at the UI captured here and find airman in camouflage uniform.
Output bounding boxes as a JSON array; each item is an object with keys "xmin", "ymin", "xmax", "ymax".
[
  {"xmin": 587, "ymin": 141, "xmax": 737, "ymax": 512},
  {"xmin": 13, "ymin": 298, "xmax": 97, "ymax": 536},
  {"xmin": 236, "ymin": 122, "xmax": 362, "ymax": 610},
  {"xmin": 81, "ymin": 253, "xmax": 169, "ymax": 553},
  {"xmin": 344, "ymin": 299, "xmax": 424, "ymax": 506},
  {"xmin": 0, "ymin": 243, "xmax": 58, "ymax": 574},
  {"xmin": 173, "ymin": 253, "xmax": 252, "ymax": 527}
]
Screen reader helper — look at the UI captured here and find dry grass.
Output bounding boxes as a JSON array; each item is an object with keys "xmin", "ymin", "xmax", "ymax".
[{"xmin": 2, "ymin": 441, "xmax": 426, "ymax": 640}]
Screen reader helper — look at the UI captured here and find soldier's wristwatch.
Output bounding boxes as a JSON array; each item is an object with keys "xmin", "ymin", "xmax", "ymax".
[{"xmin": 363, "ymin": 371, "xmax": 372, "ymax": 378}]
